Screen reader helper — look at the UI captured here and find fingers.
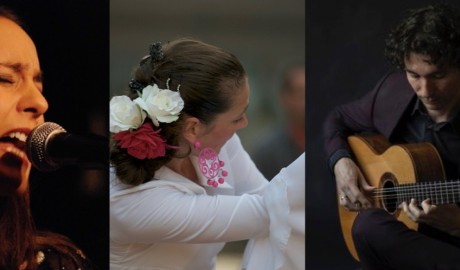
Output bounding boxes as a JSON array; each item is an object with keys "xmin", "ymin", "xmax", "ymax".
[
  {"xmin": 355, "ymin": 170, "xmax": 373, "ymax": 208},
  {"xmin": 338, "ymin": 186, "xmax": 358, "ymax": 211},
  {"xmin": 338, "ymin": 193, "xmax": 348, "ymax": 206},
  {"xmin": 400, "ymin": 200, "xmax": 419, "ymax": 221},
  {"xmin": 339, "ymin": 175, "xmax": 372, "ymax": 211},
  {"xmin": 408, "ymin": 198, "xmax": 421, "ymax": 215},
  {"xmin": 338, "ymin": 191, "xmax": 366, "ymax": 211},
  {"xmin": 409, "ymin": 198, "xmax": 436, "ymax": 215},
  {"xmin": 400, "ymin": 198, "xmax": 435, "ymax": 222},
  {"xmin": 338, "ymin": 193, "xmax": 362, "ymax": 211},
  {"xmin": 421, "ymin": 199, "xmax": 436, "ymax": 213},
  {"xmin": 400, "ymin": 201, "xmax": 415, "ymax": 221},
  {"xmin": 334, "ymin": 158, "xmax": 375, "ymax": 211},
  {"xmin": 359, "ymin": 172, "xmax": 376, "ymax": 192}
]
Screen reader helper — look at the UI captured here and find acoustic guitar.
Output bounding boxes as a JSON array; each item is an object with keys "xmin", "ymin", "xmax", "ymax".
[{"xmin": 339, "ymin": 134, "xmax": 460, "ymax": 261}]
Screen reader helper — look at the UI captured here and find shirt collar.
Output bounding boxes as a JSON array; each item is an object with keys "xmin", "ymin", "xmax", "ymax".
[
  {"xmin": 411, "ymin": 98, "xmax": 427, "ymax": 116},
  {"xmin": 411, "ymin": 98, "xmax": 460, "ymax": 134}
]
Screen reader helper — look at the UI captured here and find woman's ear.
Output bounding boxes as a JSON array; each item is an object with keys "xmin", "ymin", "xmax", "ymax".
[{"xmin": 182, "ymin": 117, "xmax": 203, "ymax": 144}]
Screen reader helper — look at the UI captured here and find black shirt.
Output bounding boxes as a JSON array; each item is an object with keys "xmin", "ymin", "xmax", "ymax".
[{"xmin": 392, "ymin": 98, "xmax": 460, "ymax": 181}]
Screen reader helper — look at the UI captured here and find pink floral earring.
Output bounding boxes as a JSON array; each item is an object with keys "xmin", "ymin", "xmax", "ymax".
[{"xmin": 194, "ymin": 140, "xmax": 228, "ymax": 187}]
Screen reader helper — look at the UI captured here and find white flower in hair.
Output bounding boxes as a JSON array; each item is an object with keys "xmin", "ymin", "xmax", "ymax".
[
  {"xmin": 134, "ymin": 84, "xmax": 184, "ymax": 126},
  {"xmin": 110, "ymin": 95, "xmax": 147, "ymax": 133}
]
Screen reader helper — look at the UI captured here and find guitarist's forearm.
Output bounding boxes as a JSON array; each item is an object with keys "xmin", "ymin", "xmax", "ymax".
[
  {"xmin": 450, "ymin": 230, "xmax": 460, "ymax": 238},
  {"xmin": 445, "ymin": 207, "xmax": 460, "ymax": 238},
  {"xmin": 328, "ymin": 149, "xmax": 352, "ymax": 172},
  {"xmin": 419, "ymin": 204, "xmax": 460, "ymax": 238},
  {"xmin": 439, "ymin": 225, "xmax": 460, "ymax": 238}
]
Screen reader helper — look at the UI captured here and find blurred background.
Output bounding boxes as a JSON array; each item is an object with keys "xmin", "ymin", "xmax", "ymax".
[
  {"xmin": 110, "ymin": 0, "xmax": 304, "ymax": 269},
  {"xmin": 3, "ymin": 1, "xmax": 109, "ymax": 269},
  {"xmin": 110, "ymin": 0, "xmax": 305, "ymax": 158},
  {"xmin": 306, "ymin": 0, "xmax": 460, "ymax": 269}
]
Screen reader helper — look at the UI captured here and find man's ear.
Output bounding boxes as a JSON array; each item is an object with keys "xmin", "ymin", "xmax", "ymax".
[{"xmin": 182, "ymin": 117, "xmax": 203, "ymax": 144}]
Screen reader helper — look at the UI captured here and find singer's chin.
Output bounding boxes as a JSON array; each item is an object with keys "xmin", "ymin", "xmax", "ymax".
[{"xmin": 0, "ymin": 151, "xmax": 26, "ymax": 196}]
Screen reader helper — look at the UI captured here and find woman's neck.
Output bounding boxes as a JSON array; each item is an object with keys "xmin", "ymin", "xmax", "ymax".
[{"xmin": 166, "ymin": 157, "xmax": 199, "ymax": 184}]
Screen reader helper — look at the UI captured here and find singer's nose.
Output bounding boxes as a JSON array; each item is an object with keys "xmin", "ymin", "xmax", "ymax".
[{"xmin": 18, "ymin": 80, "xmax": 48, "ymax": 120}]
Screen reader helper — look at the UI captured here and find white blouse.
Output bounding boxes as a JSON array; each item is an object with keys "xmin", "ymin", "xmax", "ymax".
[{"xmin": 110, "ymin": 134, "xmax": 271, "ymax": 270}]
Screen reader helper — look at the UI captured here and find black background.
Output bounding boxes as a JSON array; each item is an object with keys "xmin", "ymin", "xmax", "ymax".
[
  {"xmin": 306, "ymin": 0, "xmax": 460, "ymax": 269},
  {"xmin": 2, "ymin": 1, "xmax": 109, "ymax": 269}
]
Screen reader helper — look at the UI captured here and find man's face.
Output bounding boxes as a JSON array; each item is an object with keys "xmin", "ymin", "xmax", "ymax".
[{"xmin": 404, "ymin": 52, "xmax": 460, "ymax": 120}]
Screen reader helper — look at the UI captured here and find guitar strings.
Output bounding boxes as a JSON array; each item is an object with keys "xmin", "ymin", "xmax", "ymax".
[
  {"xmin": 367, "ymin": 180, "xmax": 460, "ymax": 208},
  {"xmin": 372, "ymin": 181, "xmax": 460, "ymax": 196},
  {"xmin": 372, "ymin": 181, "xmax": 460, "ymax": 195}
]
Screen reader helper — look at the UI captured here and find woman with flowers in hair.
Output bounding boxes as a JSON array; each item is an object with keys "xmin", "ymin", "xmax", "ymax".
[{"xmin": 110, "ymin": 38, "xmax": 305, "ymax": 269}]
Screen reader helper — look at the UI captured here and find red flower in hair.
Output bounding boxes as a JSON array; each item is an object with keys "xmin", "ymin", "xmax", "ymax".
[{"xmin": 113, "ymin": 122, "xmax": 172, "ymax": 160}]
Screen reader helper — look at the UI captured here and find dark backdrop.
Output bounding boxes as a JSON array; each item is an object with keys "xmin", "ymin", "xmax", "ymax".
[
  {"xmin": 3, "ymin": 1, "xmax": 109, "ymax": 269},
  {"xmin": 306, "ymin": 0, "xmax": 460, "ymax": 269}
]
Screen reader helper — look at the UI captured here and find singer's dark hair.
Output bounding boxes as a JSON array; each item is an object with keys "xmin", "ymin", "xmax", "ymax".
[
  {"xmin": 0, "ymin": 6, "xmax": 22, "ymax": 25},
  {"xmin": 385, "ymin": 2, "xmax": 460, "ymax": 69},
  {"xmin": 0, "ymin": 195, "xmax": 90, "ymax": 268},
  {"xmin": 110, "ymin": 38, "xmax": 246, "ymax": 185},
  {"xmin": 0, "ymin": 7, "xmax": 93, "ymax": 269}
]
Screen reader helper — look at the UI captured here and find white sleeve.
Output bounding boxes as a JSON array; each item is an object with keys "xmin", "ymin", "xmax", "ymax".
[
  {"xmin": 242, "ymin": 153, "xmax": 305, "ymax": 270},
  {"xmin": 110, "ymin": 185, "xmax": 270, "ymax": 244},
  {"xmin": 225, "ymin": 134, "xmax": 269, "ymax": 195}
]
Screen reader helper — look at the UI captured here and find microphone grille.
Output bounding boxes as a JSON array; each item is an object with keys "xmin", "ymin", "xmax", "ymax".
[{"xmin": 26, "ymin": 122, "xmax": 66, "ymax": 171}]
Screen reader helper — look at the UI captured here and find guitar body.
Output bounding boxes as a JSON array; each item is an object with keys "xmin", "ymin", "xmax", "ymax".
[{"xmin": 339, "ymin": 134, "xmax": 445, "ymax": 261}]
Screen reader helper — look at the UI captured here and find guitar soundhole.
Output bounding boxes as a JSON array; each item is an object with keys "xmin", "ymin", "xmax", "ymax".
[{"xmin": 381, "ymin": 173, "xmax": 397, "ymax": 214}]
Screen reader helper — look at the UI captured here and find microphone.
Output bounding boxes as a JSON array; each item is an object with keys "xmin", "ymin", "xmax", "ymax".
[{"xmin": 25, "ymin": 122, "xmax": 108, "ymax": 171}]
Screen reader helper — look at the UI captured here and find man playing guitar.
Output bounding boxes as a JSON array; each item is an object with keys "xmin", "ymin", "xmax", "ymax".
[{"xmin": 324, "ymin": 3, "xmax": 460, "ymax": 269}]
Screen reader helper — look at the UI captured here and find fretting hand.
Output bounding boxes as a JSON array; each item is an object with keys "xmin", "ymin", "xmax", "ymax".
[{"xmin": 400, "ymin": 199, "xmax": 460, "ymax": 237}]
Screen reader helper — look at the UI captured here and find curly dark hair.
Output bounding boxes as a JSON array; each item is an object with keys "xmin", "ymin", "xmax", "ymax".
[
  {"xmin": 110, "ymin": 38, "xmax": 247, "ymax": 186},
  {"xmin": 384, "ymin": 3, "xmax": 460, "ymax": 69}
]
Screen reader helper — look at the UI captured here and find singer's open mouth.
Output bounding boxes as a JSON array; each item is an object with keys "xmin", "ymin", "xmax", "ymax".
[
  {"xmin": 0, "ymin": 131, "xmax": 28, "ymax": 152},
  {"xmin": 0, "ymin": 131, "xmax": 29, "ymax": 177}
]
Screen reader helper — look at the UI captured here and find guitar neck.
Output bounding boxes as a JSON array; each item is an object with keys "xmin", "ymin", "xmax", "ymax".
[{"xmin": 376, "ymin": 180, "xmax": 460, "ymax": 206}]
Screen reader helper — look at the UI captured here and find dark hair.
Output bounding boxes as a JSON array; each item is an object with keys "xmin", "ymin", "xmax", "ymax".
[
  {"xmin": 0, "ymin": 195, "xmax": 88, "ymax": 269},
  {"xmin": 110, "ymin": 38, "xmax": 247, "ymax": 185},
  {"xmin": 0, "ymin": 6, "xmax": 23, "ymax": 26},
  {"xmin": 0, "ymin": 195, "xmax": 36, "ymax": 269},
  {"xmin": 384, "ymin": 3, "xmax": 460, "ymax": 69}
]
